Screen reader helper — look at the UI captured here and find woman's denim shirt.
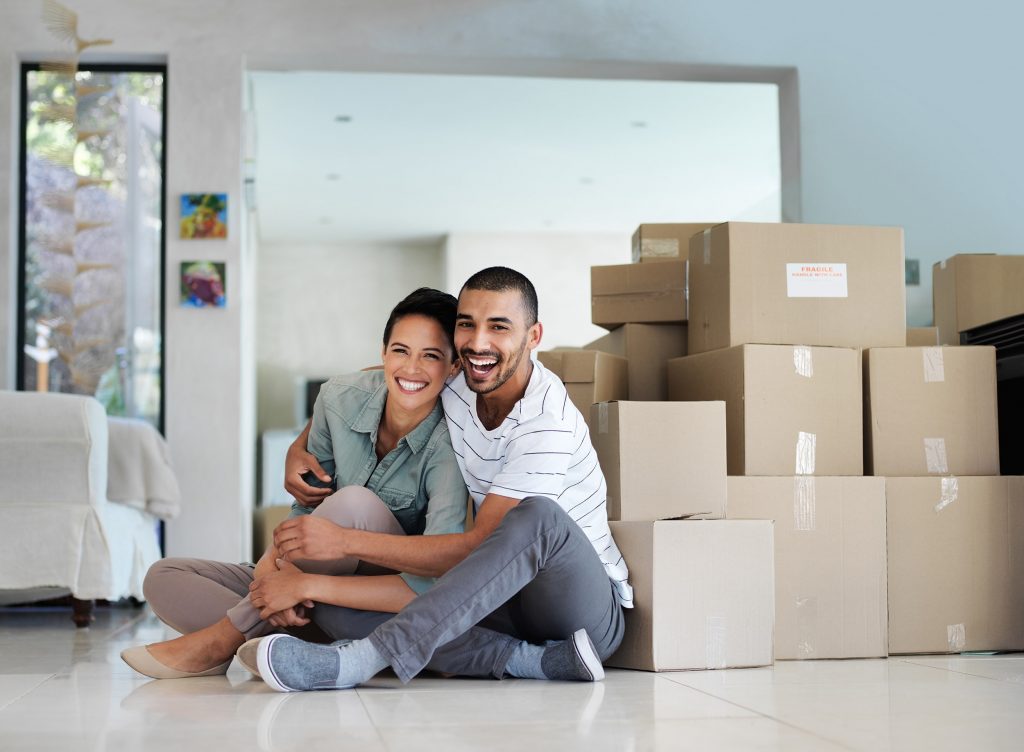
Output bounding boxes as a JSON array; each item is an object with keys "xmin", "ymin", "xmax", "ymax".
[{"xmin": 291, "ymin": 370, "xmax": 467, "ymax": 594}]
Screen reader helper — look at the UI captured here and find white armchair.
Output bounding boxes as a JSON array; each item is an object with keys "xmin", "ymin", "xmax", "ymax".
[{"xmin": 0, "ymin": 390, "xmax": 170, "ymax": 625}]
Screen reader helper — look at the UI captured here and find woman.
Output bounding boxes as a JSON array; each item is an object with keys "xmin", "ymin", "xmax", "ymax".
[{"xmin": 122, "ymin": 288, "xmax": 467, "ymax": 678}]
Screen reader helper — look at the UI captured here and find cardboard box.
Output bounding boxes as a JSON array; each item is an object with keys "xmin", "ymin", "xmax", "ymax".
[
  {"xmin": 864, "ymin": 346, "xmax": 999, "ymax": 476},
  {"xmin": 585, "ymin": 323, "xmax": 687, "ymax": 401},
  {"xmin": 687, "ymin": 222, "xmax": 906, "ymax": 354},
  {"xmin": 906, "ymin": 327, "xmax": 939, "ymax": 346},
  {"xmin": 726, "ymin": 476, "xmax": 888, "ymax": 660},
  {"xmin": 537, "ymin": 349, "xmax": 628, "ymax": 422},
  {"xmin": 886, "ymin": 476, "xmax": 1024, "ymax": 654},
  {"xmin": 667, "ymin": 345, "xmax": 863, "ymax": 476},
  {"xmin": 254, "ymin": 505, "xmax": 291, "ymax": 555},
  {"xmin": 591, "ymin": 261, "xmax": 686, "ymax": 329},
  {"xmin": 590, "ymin": 401, "xmax": 727, "ymax": 521},
  {"xmin": 933, "ymin": 254, "xmax": 1024, "ymax": 345},
  {"xmin": 607, "ymin": 520, "xmax": 775, "ymax": 671},
  {"xmin": 632, "ymin": 223, "xmax": 717, "ymax": 263}
]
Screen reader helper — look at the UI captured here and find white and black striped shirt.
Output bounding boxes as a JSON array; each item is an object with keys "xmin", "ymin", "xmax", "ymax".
[{"xmin": 442, "ymin": 360, "xmax": 633, "ymax": 608}]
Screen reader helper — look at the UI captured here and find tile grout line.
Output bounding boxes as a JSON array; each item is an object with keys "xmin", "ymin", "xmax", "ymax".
[
  {"xmin": 0, "ymin": 673, "xmax": 56, "ymax": 714},
  {"xmin": 654, "ymin": 673, "xmax": 861, "ymax": 752},
  {"xmin": 893, "ymin": 657, "xmax": 1024, "ymax": 686}
]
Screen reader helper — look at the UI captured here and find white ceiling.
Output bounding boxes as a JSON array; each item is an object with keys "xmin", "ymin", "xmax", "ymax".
[{"xmin": 250, "ymin": 71, "xmax": 781, "ymax": 245}]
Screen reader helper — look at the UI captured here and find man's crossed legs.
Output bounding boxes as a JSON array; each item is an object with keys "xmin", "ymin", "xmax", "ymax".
[{"xmin": 257, "ymin": 497, "xmax": 625, "ymax": 690}]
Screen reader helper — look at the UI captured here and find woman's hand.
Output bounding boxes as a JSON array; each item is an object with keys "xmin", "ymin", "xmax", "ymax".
[
  {"xmin": 250, "ymin": 559, "xmax": 313, "ymax": 620},
  {"xmin": 285, "ymin": 421, "xmax": 333, "ymax": 507}
]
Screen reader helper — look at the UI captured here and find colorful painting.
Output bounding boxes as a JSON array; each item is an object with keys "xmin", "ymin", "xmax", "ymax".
[
  {"xmin": 180, "ymin": 193, "xmax": 228, "ymax": 239},
  {"xmin": 180, "ymin": 261, "xmax": 226, "ymax": 308}
]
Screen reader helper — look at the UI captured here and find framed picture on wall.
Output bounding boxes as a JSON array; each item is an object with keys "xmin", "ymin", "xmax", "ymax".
[
  {"xmin": 180, "ymin": 193, "xmax": 228, "ymax": 238},
  {"xmin": 180, "ymin": 261, "xmax": 226, "ymax": 308}
]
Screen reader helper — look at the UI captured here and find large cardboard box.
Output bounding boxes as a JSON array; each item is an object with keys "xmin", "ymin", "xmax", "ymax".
[
  {"xmin": 886, "ymin": 476, "xmax": 1024, "ymax": 654},
  {"xmin": 864, "ymin": 346, "xmax": 999, "ymax": 476},
  {"xmin": 726, "ymin": 476, "xmax": 888, "ymax": 660},
  {"xmin": 607, "ymin": 520, "xmax": 775, "ymax": 671},
  {"xmin": 906, "ymin": 327, "xmax": 939, "ymax": 346},
  {"xmin": 585, "ymin": 323, "xmax": 687, "ymax": 401},
  {"xmin": 591, "ymin": 261, "xmax": 686, "ymax": 328},
  {"xmin": 632, "ymin": 223, "xmax": 716, "ymax": 263},
  {"xmin": 537, "ymin": 349, "xmax": 628, "ymax": 422},
  {"xmin": 667, "ymin": 345, "xmax": 863, "ymax": 476},
  {"xmin": 687, "ymin": 222, "xmax": 905, "ymax": 354},
  {"xmin": 590, "ymin": 401, "xmax": 726, "ymax": 521},
  {"xmin": 933, "ymin": 254, "xmax": 1024, "ymax": 345}
]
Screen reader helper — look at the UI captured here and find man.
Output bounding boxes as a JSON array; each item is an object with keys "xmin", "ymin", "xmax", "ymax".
[{"xmin": 260, "ymin": 266, "xmax": 632, "ymax": 690}]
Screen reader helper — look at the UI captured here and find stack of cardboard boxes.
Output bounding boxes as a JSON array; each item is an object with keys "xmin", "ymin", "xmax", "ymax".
[{"xmin": 539, "ymin": 221, "xmax": 1024, "ymax": 669}]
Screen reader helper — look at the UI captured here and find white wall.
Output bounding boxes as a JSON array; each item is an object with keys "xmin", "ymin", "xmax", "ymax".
[
  {"xmin": 257, "ymin": 241, "xmax": 444, "ymax": 434},
  {"xmin": 444, "ymin": 233, "xmax": 630, "ymax": 349},
  {"xmin": 3, "ymin": 0, "xmax": 1022, "ymax": 561}
]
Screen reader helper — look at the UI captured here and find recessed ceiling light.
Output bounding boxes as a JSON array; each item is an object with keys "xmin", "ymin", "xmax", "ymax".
[
  {"xmin": 318, "ymin": 217, "xmax": 332, "ymax": 224},
  {"xmin": 631, "ymin": 120, "xmax": 648, "ymax": 128},
  {"xmin": 579, "ymin": 177, "xmax": 594, "ymax": 185},
  {"xmin": 326, "ymin": 173, "xmax": 340, "ymax": 181},
  {"xmin": 334, "ymin": 115, "xmax": 352, "ymax": 123}
]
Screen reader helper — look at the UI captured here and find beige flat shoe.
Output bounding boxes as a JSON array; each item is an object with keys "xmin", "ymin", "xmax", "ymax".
[
  {"xmin": 235, "ymin": 637, "xmax": 264, "ymax": 679},
  {"xmin": 120, "ymin": 645, "xmax": 232, "ymax": 679}
]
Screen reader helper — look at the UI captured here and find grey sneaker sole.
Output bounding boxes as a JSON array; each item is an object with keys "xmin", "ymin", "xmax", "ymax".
[{"xmin": 571, "ymin": 628, "xmax": 605, "ymax": 682}]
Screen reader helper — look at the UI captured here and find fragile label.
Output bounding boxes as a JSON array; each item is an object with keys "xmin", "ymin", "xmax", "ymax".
[{"xmin": 786, "ymin": 263, "xmax": 848, "ymax": 298}]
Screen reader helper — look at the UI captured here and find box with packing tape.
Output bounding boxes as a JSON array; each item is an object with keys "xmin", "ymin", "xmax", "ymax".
[
  {"xmin": 727, "ymin": 476, "xmax": 888, "ymax": 660},
  {"xmin": 591, "ymin": 261, "xmax": 686, "ymax": 329},
  {"xmin": 667, "ymin": 344, "xmax": 863, "ymax": 476},
  {"xmin": 864, "ymin": 346, "xmax": 999, "ymax": 476},
  {"xmin": 886, "ymin": 476, "xmax": 1024, "ymax": 654},
  {"xmin": 687, "ymin": 222, "xmax": 906, "ymax": 354},
  {"xmin": 537, "ymin": 349, "xmax": 628, "ymax": 427},
  {"xmin": 933, "ymin": 253, "xmax": 1024, "ymax": 345},
  {"xmin": 632, "ymin": 223, "xmax": 717, "ymax": 263},
  {"xmin": 607, "ymin": 519, "xmax": 775, "ymax": 671},
  {"xmin": 590, "ymin": 400, "xmax": 727, "ymax": 521},
  {"xmin": 585, "ymin": 323, "xmax": 687, "ymax": 401}
]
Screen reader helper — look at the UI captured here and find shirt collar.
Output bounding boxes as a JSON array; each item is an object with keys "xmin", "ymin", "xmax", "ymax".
[{"xmin": 351, "ymin": 376, "xmax": 442, "ymax": 453}]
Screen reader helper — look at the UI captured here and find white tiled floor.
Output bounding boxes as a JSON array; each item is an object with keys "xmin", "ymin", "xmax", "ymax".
[{"xmin": 1, "ymin": 606, "xmax": 1023, "ymax": 751}]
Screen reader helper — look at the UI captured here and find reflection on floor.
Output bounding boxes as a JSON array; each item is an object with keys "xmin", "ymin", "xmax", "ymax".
[{"xmin": 1, "ymin": 606, "xmax": 1023, "ymax": 751}]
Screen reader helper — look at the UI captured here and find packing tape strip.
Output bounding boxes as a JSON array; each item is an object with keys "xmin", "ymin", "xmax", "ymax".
[
  {"xmin": 597, "ymin": 402, "xmax": 609, "ymax": 435},
  {"xmin": 924, "ymin": 437, "xmax": 949, "ymax": 474},
  {"xmin": 705, "ymin": 615, "xmax": 727, "ymax": 669},
  {"xmin": 795, "ymin": 431, "xmax": 816, "ymax": 475},
  {"xmin": 795, "ymin": 595, "xmax": 819, "ymax": 659},
  {"xmin": 934, "ymin": 476, "xmax": 959, "ymax": 512},
  {"xmin": 947, "ymin": 623, "xmax": 966, "ymax": 653},
  {"xmin": 923, "ymin": 347, "xmax": 945, "ymax": 382},
  {"xmin": 793, "ymin": 345, "xmax": 814, "ymax": 378},
  {"xmin": 793, "ymin": 476, "xmax": 816, "ymax": 531},
  {"xmin": 643, "ymin": 237, "xmax": 679, "ymax": 258},
  {"xmin": 703, "ymin": 228, "xmax": 712, "ymax": 265}
]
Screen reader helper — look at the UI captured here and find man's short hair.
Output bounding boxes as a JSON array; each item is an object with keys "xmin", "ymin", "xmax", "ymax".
[
  {"xmin": 383, "ymin": 287, "xmax": 458, "ymax": 361},
  {"xmin": 460, "ymin": 266, "xmax": 539, "ymax": 326}
]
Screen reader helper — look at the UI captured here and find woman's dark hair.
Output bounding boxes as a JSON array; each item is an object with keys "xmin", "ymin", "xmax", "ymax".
[{"xmin": 382, "ymin": 287, "xmax": 458, "ymax": 361}]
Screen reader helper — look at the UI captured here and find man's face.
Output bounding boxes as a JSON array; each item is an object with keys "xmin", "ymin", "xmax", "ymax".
[{"xmin": 455, "ymin": 288, "xmax": 540, "ymax": 396}]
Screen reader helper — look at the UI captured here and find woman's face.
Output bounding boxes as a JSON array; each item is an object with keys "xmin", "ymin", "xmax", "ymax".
[{"xmin": 382, "ymin": 314, "xmax": 457, "ymax": 414}]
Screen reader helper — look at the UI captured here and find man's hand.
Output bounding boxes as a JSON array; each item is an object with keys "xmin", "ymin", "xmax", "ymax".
[
  {"xmin": 284, "ymin": 427, "xmax": 333, "ymax": 507},
  {"xmin": 250, "ymin": 560, "xmax": 313, "ymax": 620},
  {"xmin": 274, "ymin": 515, "xmax": 348, "ymax": 562},
  {"xmin": 266, "ymin": 604, "xmax": 315, "ymax": 628}
]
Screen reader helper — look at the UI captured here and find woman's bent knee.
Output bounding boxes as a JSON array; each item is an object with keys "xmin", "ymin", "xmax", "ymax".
[{"xmin": 313, "ymin": 486, "xmax": 403, "ymax": 533}]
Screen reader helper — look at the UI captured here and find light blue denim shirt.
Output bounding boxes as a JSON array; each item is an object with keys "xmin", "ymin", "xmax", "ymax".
[{"xmin": 292, "ymin": 370, "xmax": 467, "ymax": 594}]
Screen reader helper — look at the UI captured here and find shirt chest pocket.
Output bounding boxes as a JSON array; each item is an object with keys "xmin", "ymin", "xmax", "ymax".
[{"xmin": 376, "ymin": 487, "xmax": 423, "ymax": 535}]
